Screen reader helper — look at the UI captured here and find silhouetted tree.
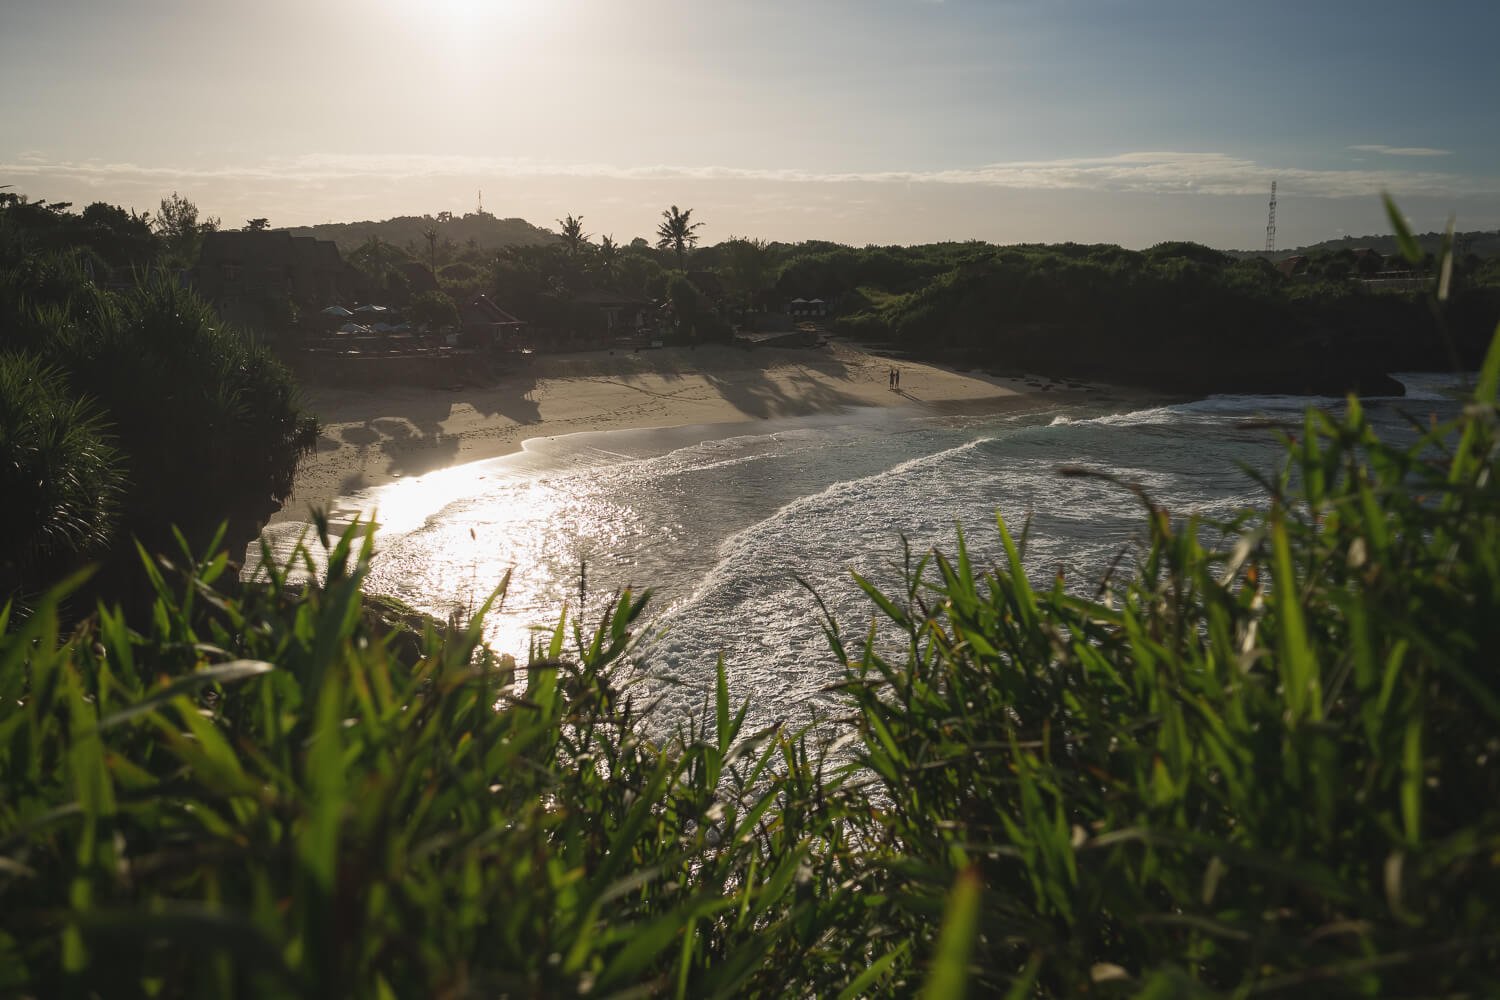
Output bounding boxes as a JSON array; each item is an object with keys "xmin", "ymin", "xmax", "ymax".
[
  {"xmin": 153, "ymin": 192, "xmax": 218, "ymax": 265},
  {"xmin": 349, "ymin": 235, "xmax": 404, "ymax": 292},
  {"xmin": 558, "ymin": 215, "xmax": 590, "ymax": 258},
  {"xmin": 79, "ymin": 202, "xmax": 159, "ymax": 267},
  {"xmin": 666, "ymin": 273, "xmax": 704, "ymax": 338},
  {"xmin": 244, "ymin": 218, "xmax": 270, "ymax": 231},
  {"xmin": 593, "ymin": 235, "xmax": 621, "ymax": 286},
  {"xmin": 409, "ymin": 290, "xmax": 460, "ymax": 331},
  {"xmin": 656, "ymin": 206, "xmax": 702, "ymax": 268},
  {"xmin": 721, "ymin": 236, "xmax": 775, "ymax": 313},
  {"xmin": 617, "ymin": 251, "xmax": 664, "ymax": 301}
]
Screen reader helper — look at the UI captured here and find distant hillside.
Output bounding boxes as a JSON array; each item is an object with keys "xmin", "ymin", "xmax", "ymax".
[
  {"xmin": 1228, "ymin": 229, "xmax": 1500, "ymax": 261},
  {"xmin": 286, "ymin": 212, "xmax": 557, "ymax": 254}
]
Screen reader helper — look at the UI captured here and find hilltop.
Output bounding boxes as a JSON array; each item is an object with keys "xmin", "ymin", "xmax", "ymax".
[
  {"xmin": 1227, "ymin": 228, "xmax": 1500, "ymax": 261},
  {"xmin": 285, "ymin": 211, "xmax": 558, "ymax": 254}
]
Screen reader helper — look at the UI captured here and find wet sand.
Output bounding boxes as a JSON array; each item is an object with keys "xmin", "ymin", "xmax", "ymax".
[{"xmin": 273, "ymin": 340, "xmax": 1071, "ymax": 524}]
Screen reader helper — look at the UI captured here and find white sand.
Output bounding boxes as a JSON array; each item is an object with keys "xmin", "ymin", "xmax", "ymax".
[{"xmin": 272, "ymin": 340, "xmax": 1057, "ymax": 524}]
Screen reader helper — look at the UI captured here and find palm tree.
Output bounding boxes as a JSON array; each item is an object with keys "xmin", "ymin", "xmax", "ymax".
[
  {"xmin": 557, "ymin": 215, "xmax": 590, "ymax": 258},
  {"xmin": 593, "ymin": 235, "xmax": 621, "ymax": 287},
  {"xmin": 655, "ymin": 205, "xmax": 703, "ymax": 269}
]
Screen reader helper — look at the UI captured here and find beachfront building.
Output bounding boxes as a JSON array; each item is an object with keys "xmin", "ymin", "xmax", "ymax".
[
  {"xmin": 193, "ymin": 230, "xmax": 363, "ymax": 335},
  {"xmin": 575, "ymin": 289, "xmax": 658, "ymax": 343},
  {"xmin": 194, "ymin": 231, "xmax": 358, "ymax": 309},
  {"xmin": 460, "ymin": 293, "xmax": 527, "ymax": 349}
]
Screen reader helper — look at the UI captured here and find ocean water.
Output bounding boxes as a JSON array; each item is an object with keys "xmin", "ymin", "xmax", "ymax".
[{"xmin": 256, "ymin": 374, "xmax": 1469, "ymax": 734}]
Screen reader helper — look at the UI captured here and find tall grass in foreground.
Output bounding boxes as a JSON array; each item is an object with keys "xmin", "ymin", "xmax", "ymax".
[
  {"xmin": 2, "ymin": 325, "xmax": 1498, "ymax": 996},
  {"xmin": 0, "ymin": 519, "xmax": 873, "ymax": 997},
  {"xmin": 827, "ymin": 324, "xmax": 1500, "ymax": 994}
]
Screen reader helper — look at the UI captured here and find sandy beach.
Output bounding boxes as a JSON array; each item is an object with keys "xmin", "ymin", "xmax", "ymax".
[{"xmin": 273, "ymin": 340, "xmax": 1076, "ymax": 524}]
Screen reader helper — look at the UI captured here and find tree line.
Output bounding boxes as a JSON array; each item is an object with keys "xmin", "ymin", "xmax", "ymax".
[
  {"xmin": 447, "ymin": 208, "xmax": 1500, "ymax": 391},
  {"xmin": 0, "ymin": 192, "xmax": 315, "ymax": 607},
  {"xmin": 26, "ymin": 183, "xmax": 1490, "ymax": 393}
]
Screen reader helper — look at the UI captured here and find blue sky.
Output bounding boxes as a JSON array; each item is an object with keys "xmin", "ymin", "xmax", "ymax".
[{"xmin": 4, "ymin": 0, "xmax": 1497, "ymax": 248}]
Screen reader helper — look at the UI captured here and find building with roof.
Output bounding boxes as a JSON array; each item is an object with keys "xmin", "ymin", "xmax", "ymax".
[
  {"xmin": 574, "ymin": 288, "xmax": 658, "ymax": 337},
  {"xmin": 459, "ymin": 293, "xmax": 527, "ymax": 349},
  {"xmin": 193, "ymin": 231, "xmax": 360, "ymax": 325}
]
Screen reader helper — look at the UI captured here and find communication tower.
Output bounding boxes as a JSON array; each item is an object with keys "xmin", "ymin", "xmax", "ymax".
[
  {"xmin": 1265, "ymin": 181, "xmax": 1278, "ymax": 254},
  {"xmin": 477, "ymin": 189, "xmax": 484, "ymax": 215}
]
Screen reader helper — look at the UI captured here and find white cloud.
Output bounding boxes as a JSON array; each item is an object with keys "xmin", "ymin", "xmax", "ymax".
[
  {"xmin": 1349, "ymin": 144, "xmax": 1454, "ymax": 157},
  {"xmin": 3, "ymin": 149, "xmax": 1491, "ymax": 204}
]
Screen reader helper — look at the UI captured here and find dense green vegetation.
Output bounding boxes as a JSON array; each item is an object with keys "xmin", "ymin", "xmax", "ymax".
[
  {"xmin": 288, "ymin": 211, "xmax": 557, "ymax": 256},
  {"xmin": 16, "ymin": 186, "xmax": 1494, "ymax": 396},
  {"xmin": 0, "ymin": 196, "xmax": 316, "ymax": 604},
  {"xmin": 2, "ymin": 308, "xmax": 1496, "ymax": 995},
  {"xmin": 0, "ymin": 353, "xmax": 123, "ymax": 590},
  {"xmin": 794, "ymin": 239, "xmax": 1496, "ymax": 394},
  {"xmin": 466, "ymin": 211, "xmax": 1499, "ymax": 391},
  {"xmin": 1238, "ymin": 227, "xmax": 1500, "ymax": 265}
]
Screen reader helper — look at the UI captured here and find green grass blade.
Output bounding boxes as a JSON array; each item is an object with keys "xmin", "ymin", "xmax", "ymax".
[
  {"xmin": 920, "ymin": 866, "xmax": 982, "ymax": 1000},
  {"xmin": 836, "ymin": 941, "xmax": 910, "ymax": 1000},
  {"xmin": 99, "ymin": 660, "xmax": 274, "ymax": 730},
  {"xmin": 1383, "ymin": 193, "xmax": 1421, "ymax": 265}
]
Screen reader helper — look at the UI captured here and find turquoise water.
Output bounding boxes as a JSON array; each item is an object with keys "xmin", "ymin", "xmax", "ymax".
[{"xmin": 257, "ymin": 374, "xmax": 1468, "ymax": 733}]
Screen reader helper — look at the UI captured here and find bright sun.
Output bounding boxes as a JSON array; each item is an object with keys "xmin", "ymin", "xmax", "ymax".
[
  {"xmin": 430, "ymin": 0, "xmax": 545, "ymax": 28},
  {"xmin": 377, "ymin": 0, "xmax": 557, "ymax": 75}
]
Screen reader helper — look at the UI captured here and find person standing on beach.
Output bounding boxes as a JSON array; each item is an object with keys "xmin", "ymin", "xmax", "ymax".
[
  {"xmin": 888, "ymin": 367, "xmax": 894, "ymax": 389},
  {"xmin": 894, "ymin": 368, "xmax": 900, "ymax": 391}
]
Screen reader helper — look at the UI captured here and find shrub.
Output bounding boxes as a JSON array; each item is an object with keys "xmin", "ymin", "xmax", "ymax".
[
  {"xmin": 3, "ymin": 251, "xmax": 316, "ymax": 599},
  {"xmin": 0, "ymin": 353, "xmax": 123, "ymax": 596},
  {"xmin": 43, "ymin": 273, "xmax": 316, "ymax": 549}
]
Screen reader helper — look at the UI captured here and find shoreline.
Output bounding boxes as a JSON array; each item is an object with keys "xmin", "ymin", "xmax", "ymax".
[{"xmin": 270, "ymin": 340, "xmax": 1114, "ymax": 525}]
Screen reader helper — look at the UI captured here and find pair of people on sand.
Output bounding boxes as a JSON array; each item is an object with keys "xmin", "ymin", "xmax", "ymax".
[{"xmin": 887, "ymin": 366, "xmax": 901, "ymax": 391}]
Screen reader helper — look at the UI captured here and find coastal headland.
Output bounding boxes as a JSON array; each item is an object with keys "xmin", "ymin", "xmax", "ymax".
[{"xmin": 273, "ymin": 340, "xmax": 1106, "ymax": 523}]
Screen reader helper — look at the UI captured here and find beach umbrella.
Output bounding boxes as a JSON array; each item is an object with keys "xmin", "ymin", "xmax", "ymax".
[
  {"xmin": 354, "ymin": 304, "xmax": 389, "ymax": 315},
  {"xmin": 320, "ymin": 305, "xmax": 353, "ymax": 317}
]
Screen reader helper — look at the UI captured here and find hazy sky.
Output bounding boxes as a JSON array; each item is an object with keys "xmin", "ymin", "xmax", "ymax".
[{"xmin": 4, "ymin": 0, "xmax": 1497, "ymax": 249}]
